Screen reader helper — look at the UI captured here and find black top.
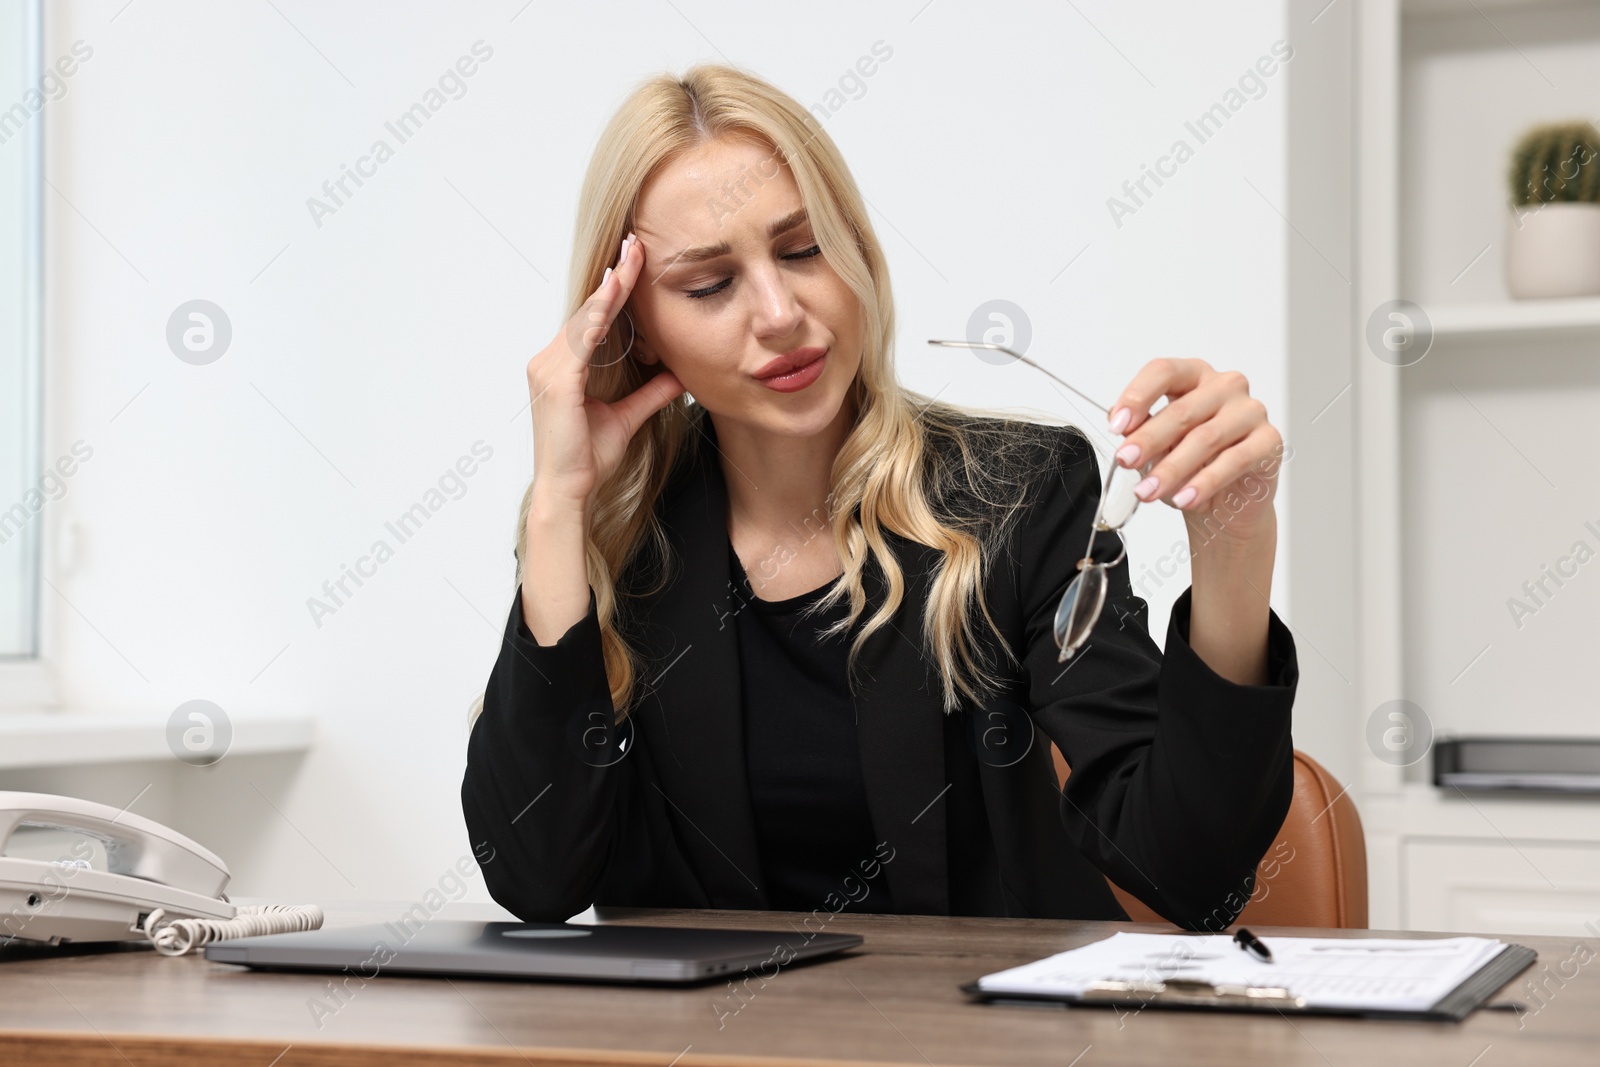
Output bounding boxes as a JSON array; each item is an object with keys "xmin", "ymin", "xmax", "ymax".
[
  {"xmin": 727, "ymin": 544, "xmax": 894, "ymax": 915},
  {"xmin": 462, "ymin": 415, "xmax": 1299, "ymax": 927}
]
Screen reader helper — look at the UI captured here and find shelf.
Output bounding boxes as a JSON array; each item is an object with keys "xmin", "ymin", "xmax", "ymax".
[
  {"xmin": 1364, "ymin": 783, "xmax": 1600, "ymax": 843},
  {"xmin": 1426, "ymin": 297, "xmax": 1600, "ymax": 341},
  {"xmin": 0, "ymin": 711, "xmax": 314, "ymax": 770}
]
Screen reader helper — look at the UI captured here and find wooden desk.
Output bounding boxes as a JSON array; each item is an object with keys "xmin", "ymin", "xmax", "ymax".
[{"xmin": 0, "ymin": 903, "xmax": 1587, "ymax": 1066}]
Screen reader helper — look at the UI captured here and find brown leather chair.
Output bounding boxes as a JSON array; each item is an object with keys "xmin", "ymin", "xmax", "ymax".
[{"xmin": 1051, "ymin": 744, "xmax": 1368, "ymax": 928}]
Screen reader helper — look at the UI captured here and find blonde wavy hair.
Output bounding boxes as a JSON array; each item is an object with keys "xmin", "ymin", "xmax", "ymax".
[{"xmin": 479, "ymin": 63, "xmax": 1073, "ymax": 723}]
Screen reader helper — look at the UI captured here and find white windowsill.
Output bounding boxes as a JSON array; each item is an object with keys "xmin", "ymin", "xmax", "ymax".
[{"xmin": 0, "ymin": 710, "xmax": 314, "ymax": 770}]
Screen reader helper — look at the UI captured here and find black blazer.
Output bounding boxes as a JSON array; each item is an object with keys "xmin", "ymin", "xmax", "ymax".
[{"xmin": 462, "ymin": 411, "xmax": 1298, "ymax": 929}]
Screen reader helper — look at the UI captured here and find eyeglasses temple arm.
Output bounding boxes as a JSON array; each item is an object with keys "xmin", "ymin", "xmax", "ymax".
[{"xmin": 926, "ymin": 339, "xmax": 1112, "ymax": 416}]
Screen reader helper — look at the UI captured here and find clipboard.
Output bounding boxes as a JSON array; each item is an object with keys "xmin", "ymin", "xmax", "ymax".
[{"xmin": 960, "ymin": 942, "xmax": 1537, "ymax": 1021}]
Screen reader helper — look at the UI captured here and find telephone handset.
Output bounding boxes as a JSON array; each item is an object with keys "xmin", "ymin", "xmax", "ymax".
[{"xmin": 0, "ymin": 790, "xmax": 321, "ymax": 955}]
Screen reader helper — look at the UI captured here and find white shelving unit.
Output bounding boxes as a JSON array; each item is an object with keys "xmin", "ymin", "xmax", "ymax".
[{"xmin": 1288, "ymin": 0, "xmax": 1600, "ymax": 935}]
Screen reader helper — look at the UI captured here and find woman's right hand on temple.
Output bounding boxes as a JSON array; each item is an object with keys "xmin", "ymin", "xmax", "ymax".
[{"xmin": 526, "ymin": 231, "xmax": 684, "ymax": 508}]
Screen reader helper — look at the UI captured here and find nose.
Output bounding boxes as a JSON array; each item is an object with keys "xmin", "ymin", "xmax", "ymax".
[{"xmin": 746, "ymin": 259, "xmax": 805, "ymax": 341}]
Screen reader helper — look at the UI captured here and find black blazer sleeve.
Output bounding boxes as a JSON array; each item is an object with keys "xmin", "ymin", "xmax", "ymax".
[
  {"xmin": 461, "ymin": 583, "xmax": 677, "ymax": 922},
  {"xmin": 1016, "ymin": 426, "xmax": 1298, "ymax": 931}
]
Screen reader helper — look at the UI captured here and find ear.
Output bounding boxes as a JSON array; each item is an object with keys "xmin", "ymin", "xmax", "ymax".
[{"xmin": 631, "ymin": 325, "xmax": 659, "ymax": 366}]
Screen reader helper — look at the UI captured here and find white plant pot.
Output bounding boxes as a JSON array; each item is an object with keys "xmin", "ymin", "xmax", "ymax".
[{"xmin": 1505, "ymin": 201, "xmax": 1600, "ymax": 300}]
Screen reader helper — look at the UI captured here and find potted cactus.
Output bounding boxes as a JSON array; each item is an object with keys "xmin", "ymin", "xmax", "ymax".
[{"xmin": 1505, "ymin": 120, "xmax": 1600, "ymax": 299}]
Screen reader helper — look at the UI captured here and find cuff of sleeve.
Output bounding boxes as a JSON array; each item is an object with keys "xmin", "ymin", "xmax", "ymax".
[
  {"xmin": 501, "ymin": 584, "xmax": 607, "ymax": 698},
  {"xmin": 510, "ymin": 583, "xmax": 598, "ymax": 647},
  {"xmin": 1162, "ymin": 586, "xmax": 1299, "ymax": 704}
]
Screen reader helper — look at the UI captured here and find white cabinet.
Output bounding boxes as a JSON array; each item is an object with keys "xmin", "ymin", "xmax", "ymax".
[
  {"xmin": 1367, "ymin": 786, "xmax": 1600, "ymax": 934},
  {"xmin": 1404, "ymin": 839, "xmax": 1600, "ymax": 937}
]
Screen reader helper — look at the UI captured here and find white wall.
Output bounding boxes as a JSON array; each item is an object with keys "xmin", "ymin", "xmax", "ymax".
[{"xmin": 20, "ymin": 0, "xmax": 1290, "ymax": 906}]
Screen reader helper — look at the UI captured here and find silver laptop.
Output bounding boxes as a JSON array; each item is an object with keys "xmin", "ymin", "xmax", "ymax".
[{"xmin": 204, "ymin": 920, "xmax": 863, "ymax": 983}]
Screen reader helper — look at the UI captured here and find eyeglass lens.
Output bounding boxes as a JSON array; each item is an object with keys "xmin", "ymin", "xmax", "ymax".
[
  {"xmin": 1053, "ymin": 563, "xmax": 1108, "ymax": 661},
  {"xmin": 1055, "ymin": 456, "xmax": 1146, "ymax": 660}
]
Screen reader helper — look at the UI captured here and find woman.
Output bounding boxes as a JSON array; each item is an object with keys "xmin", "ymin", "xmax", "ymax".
[{"xmin": 462, "ymin": 64, "xmax": 1297, "ymax": 929}]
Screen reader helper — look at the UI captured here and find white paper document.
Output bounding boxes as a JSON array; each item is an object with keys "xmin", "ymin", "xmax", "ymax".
[{"xmin": 976, "ymin": 931, "xmax": 1511, "ymax": 1012}]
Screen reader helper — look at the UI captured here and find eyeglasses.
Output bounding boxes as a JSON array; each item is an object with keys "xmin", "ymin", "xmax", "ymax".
[{"xmin": 927, "ymin": 339, "xmax": 1151, "ymax": 663}]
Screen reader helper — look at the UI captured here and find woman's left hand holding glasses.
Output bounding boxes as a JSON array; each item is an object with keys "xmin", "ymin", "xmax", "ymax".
[
  {"xmin": 1106, "ymin": 358, "xmax": 1285, "ymax": 684},
  {"xmin": 1106, "ymin": 358, "xmax": 1284, "ymax": 554}
]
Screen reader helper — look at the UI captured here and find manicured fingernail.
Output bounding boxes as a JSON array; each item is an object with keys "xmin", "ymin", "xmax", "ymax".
[
  {"xmin": 602, "ymin": 266, "xmax": 613, "ymax": 285},
  {"xmin": 1172, "ymin": 485, "xmax": 1197, "ymax": 508},
  {"xmin": 619, "ymin": 238, "xmax": 628, "ymax": 263},
  {"xmin": 1134, "ymin": 475, "xmax": 1159, "ymax": 500},
  {"xmin": 1108, "ymin": 407, "xmax": 1131, "ymax": 434},
  {"xmin": 1115, "ymin": 443, "xmax": 1141, "ymax": 467}
]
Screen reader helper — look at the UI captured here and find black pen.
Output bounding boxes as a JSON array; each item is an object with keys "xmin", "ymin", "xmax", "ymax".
[{"xmin": 1233, "ymin": 927, "xmax": 1273, "ymax": 963}]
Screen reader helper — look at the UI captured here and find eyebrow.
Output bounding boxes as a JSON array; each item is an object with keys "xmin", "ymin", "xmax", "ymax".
[{"xmin": 662, "ymin": 207, "xmax": 811, "ymax": 268}]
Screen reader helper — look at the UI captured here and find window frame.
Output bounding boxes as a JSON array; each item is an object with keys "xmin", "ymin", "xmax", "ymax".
[{"xmin": 0, "ymin": 0, "xmax": 56, "ymax": 709}]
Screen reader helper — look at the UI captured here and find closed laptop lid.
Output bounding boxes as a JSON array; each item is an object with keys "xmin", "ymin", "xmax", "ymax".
[{"xmin": 204, "ymin": 919, "xmax": 864, "ymax": 983}]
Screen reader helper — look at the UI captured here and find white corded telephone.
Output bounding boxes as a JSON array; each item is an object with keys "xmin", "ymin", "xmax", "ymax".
[{"xmin": 0, "ymin": 790, "xmax": 322, "ymax": 955}]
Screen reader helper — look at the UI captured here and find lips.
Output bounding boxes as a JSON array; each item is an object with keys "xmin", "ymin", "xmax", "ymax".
[
  {"xmin": 755, "ymin": 350, "xmax": 827, "ymax": 393},
  {"xmin": 754, "ymin": 347, "xmax": 827, "ymax": 380}
]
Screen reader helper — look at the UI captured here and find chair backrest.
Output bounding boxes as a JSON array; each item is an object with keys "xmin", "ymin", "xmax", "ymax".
[{"xmin": 1050, "ymin": 743, "xmax": 1367, "ymax": 928}]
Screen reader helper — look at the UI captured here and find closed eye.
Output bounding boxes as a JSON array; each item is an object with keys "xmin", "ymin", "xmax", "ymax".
[{"xmin": 685, "ymin": 245, "xmax": 823, "ymax": 300}]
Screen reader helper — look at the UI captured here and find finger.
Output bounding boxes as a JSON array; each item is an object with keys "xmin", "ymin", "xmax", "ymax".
[
  {"xmin": 1137, "ymin": 395, "xmax": 1264, "ymax": 504},
  {"xmin": 1107, "ymin": 357, "xmax": 1207, "ymax": 436},
  {"xmin": 563, "ymin": 282, "xmax": 617, "ymax": 366},
  {"xmin": 611, "ymin": 369, "xmax": 685, "ymax": 438},
  {"xmin": 612, "ymin": 230, "xmax": 650, "ymax": 299},
  {"xmin": 1115, "ymin": 369, "xmax": 1246, "ymax": 475},
  {"xmin": 1168, "ymin": 422, "xmax": 1283, "ymax": 512},
  {"xmin": 597, "ymin": 233, "xmax": 650, "ymax": 362},
  {"xmin": 564, "ymin": 233, "xmax": 643, "ymax": 368}
]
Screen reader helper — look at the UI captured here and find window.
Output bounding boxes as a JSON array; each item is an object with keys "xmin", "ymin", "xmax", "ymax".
[{"xmin": 0, "ymin": 0, "xmax": 44, "ymax": 662}]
